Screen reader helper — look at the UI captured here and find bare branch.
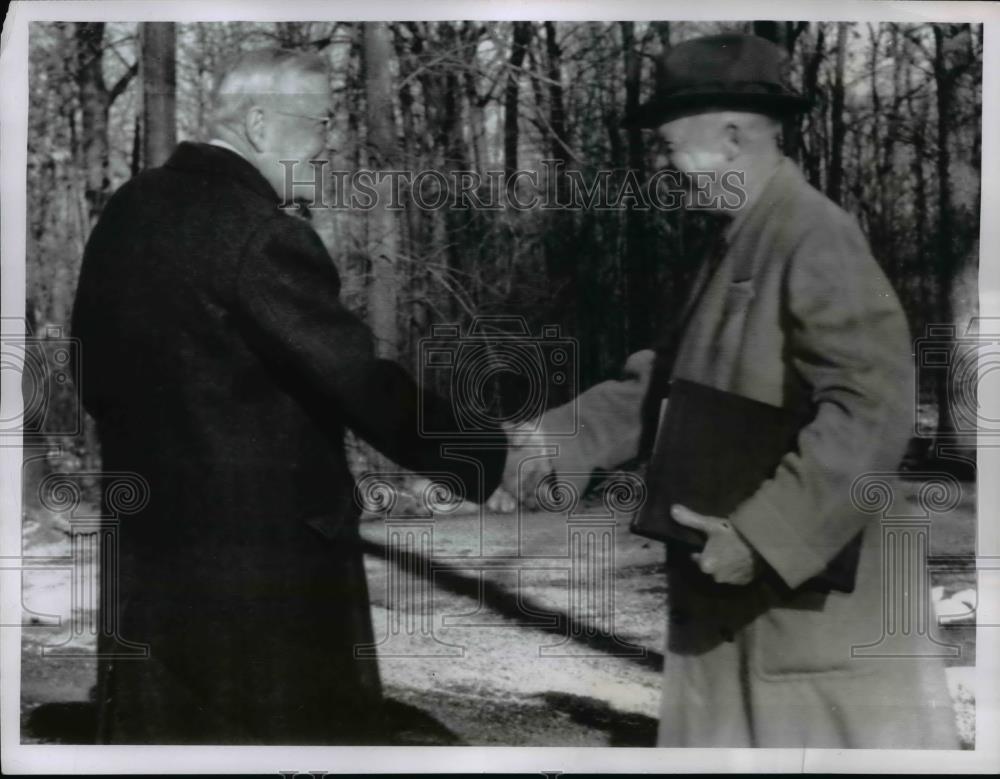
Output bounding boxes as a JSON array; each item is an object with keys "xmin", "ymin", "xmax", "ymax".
[{"xmin": 108, "ymin": 61, "xmax": 138, "ymax": 103}]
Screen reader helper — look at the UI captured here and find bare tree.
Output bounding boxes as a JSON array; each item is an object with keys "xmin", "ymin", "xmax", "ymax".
[
  {"xmin": 620, "ymin": 21, "xmax": 654, "ymax": 350},
  {"xmin": 800, "ymin": 23, "xmax": 826, "ymax": 187},
  {"xmin": 931, "ymin": 23, "xmax": 976, "ymax": 445},
  {"xmin": 752, "ymin": 20, "xmax": 808, "ymax": 158},
  {"xmin": 73, "ymin": 22, "xmax": 138, "ymax": 222},
  {"xmin": 504, "ymin": 22, "xmax": 532, "ymax": 175},
  {"xmin": 826, "ymin": 23, "xmax": 848, "ymax": 204},
  {"xmin": 22, "ymin": 20, "xmax": 987, "ymax": 477},
  {"xmin": 140, "ymin": 22, "xmax": 177, "ymax": 169},
  {"xmin": 363, "ymin": 22, "xmax": 401, "ymax": 360}
]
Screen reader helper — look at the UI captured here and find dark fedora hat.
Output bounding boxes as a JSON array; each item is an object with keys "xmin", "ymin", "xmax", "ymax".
[{"xmin": 623, "ymin": 33, "xmax": 811, "ymax": 128}]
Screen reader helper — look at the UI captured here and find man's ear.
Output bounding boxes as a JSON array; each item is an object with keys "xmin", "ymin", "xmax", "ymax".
[
  {"xmin": 245, "ymin": 106, "xmax": 268, "ymax": 152},
  {"xmin": 722, "ymin": 122, "xmax": 741, "ymax": 162}
]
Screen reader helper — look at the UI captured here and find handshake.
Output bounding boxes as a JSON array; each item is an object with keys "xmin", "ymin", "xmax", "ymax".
[{"xmin": 485, "ymin": 420, "xmax": 559, "ymax": 513}]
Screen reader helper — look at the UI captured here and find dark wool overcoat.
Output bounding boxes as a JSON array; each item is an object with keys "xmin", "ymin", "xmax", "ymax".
[{"xmin": 71, "ymin": 142, "xmax": 505, "ymax": 744}]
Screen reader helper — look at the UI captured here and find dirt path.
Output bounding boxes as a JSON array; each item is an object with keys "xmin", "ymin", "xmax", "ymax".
[{"xmin": 19, "ymin": 483, "xmax": 977, "ymax": 746}]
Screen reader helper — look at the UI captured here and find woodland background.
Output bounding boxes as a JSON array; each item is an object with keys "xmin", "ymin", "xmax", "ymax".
[{"xmin": 23, "ymin": 20, "xmax": 984, "ymax": 481}]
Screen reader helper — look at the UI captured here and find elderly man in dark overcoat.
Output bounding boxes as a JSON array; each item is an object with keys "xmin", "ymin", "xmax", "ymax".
[
  {"xmin": 72, "ymin": 48, "xmax": 507, "ymax": 744},
  {"xmin": 506, "ymin": 34, "xmax": 959, "ymax": 748}
]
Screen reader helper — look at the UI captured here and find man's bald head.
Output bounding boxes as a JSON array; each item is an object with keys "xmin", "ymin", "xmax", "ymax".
[
  {"xmin": 206, "ymin": 48, "xmax": 333, "ymax": 201},
  {"xmin": 655, "ymin": 108, "xmax": 784, "ymax": 214},
  {"xmin": 209, "ymin": 48, "xmax": 329, "ymax": 136},
  {"xmin": 656, "ymin": 109, "xmax": 782, "ymax": 163}
]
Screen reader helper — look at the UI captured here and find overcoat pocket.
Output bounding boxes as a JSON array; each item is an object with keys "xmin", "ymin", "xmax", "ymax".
[{"xmin": 750, "ymin": 589, "xmax": 879, "ymax": 679}]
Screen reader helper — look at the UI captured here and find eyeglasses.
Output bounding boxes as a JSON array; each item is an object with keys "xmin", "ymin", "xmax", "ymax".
[{"xmin": 272, "ymin": 109, "xmax": 334, "ymax": 130}]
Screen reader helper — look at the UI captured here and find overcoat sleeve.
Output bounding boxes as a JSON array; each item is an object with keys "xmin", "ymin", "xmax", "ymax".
[
  {"xmin": 233, "ymin": 214, "xmax": 506, "ymax": 502},
  {"xmin": 539, "ymin": 349, "xmax": 656, "ymax": 484},
  {"xmin": 729, "ymin": 214, "xmax": 914, "ymax": 589}
]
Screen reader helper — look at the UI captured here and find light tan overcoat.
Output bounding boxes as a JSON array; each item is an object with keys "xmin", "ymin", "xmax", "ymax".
[{"xmin": 540, "ymin": 158, "xmax": 959, "ymax": 748}]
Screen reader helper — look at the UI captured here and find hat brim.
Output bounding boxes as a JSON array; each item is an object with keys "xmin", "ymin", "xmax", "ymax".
[{"xmin": 621, "ymin": 91, "xmax": 812, "ymax": 129}]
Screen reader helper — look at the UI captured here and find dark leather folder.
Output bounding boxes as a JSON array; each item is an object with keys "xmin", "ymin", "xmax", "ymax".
[{"xmin": 630, "ymin": 378, "xmax": 862, "ymax": 593}]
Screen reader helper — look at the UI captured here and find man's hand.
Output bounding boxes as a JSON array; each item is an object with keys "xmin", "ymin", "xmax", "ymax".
[
  {"xmin": 486, "ymin": 421, "xmax": 554, "ymax": 512},
  {"xmin": 485, "ymin": 485, "xmax": 517, "ymax": 513},
  {"xmin": 671, "ymin": 504, "xmax": 760, "ymax": 585}
]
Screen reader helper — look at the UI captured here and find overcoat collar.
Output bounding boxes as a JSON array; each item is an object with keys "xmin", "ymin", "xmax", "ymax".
[
  {"xmin": 724, "ymin": 156, "xmax": 803, "ymax": 247},
  {"xmin": 670, "ymin": 157, "xmax": 805, "ymax": 339},
  {"xmin": 164, "ymin": 141, "xmax": 281, "ymax": 205}
]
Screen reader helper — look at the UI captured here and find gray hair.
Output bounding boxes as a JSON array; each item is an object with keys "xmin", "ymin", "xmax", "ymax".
[{"xmin": 208, "ymin": 48, "xmax": 328, "ymax": 135}]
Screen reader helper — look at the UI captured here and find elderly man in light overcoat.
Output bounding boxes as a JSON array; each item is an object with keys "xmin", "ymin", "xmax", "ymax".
[{"xmin": 508, "ymin": 34, "xmax": 959, "ymax": 748}]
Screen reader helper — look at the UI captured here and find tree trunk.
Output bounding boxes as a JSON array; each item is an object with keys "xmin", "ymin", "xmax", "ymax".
[
  {"xmin": 932, "ymin": 25, "xmax": 956, "ymax": 441},
  {"xmin": 130, "ymin": 113, "xmax": 142, "ymax": 178},
  {"xmin": 752, "ymin": 20, "xmax": 806, "ymax": 54},
  {"xmin": 826, "ymin": 23, "xmax": 848, "ymax": 204},
  {"xmin": 140, "ymin": 22, "xmax": 177, "ymax": 170},
  {"xmin": 504, "ymin": 22, "xmax": 532, "ymax": 176},
  {"xmin": 73, "ymin": 22, "xmax": 139, "ymax": 223},
  {"xmin": 544, "ymin": 22, "xmax": 570, "ymax": 169},
  {"xmin": 620, "ymin": 21, "xmax": 654, "ymax": 351},
  {"xmin": 363, "ymin": 22, "xmax": 401, "ymax": 360},
  {"xmin": 74, "ymin": 23, "xmax": 112, "ymax": 224},
  {"xmin": 439, "ymin": 22, "xmax": 464, "ymax": 170},
  {"xmin": 866, "ymin": 24, "xmax": 883, "ymax": 255},
  {"xmin": 880, "ymin": 24, "xmax": 902, "ymax": 280},
  {"xmin": 438, "ymin": 22, "xmax": 470, "ymax": 316},
  {"xmin": 391, "ymin": 23, "xmax": 426, "ymax": 368},
  {"xmin": 930, "ymin": 24, "xmax": 973, "ymax": 455},
  {"xmin": 461, "ymin": 22, "xmax": 487, "ymax": 171},
  {"xmin": 904, "ymin": 39, "xmax": 930, "ymax": 323},
  {"xmin": 801, "ymin": 23, "xmax": 825, "ymax": 187},
  {"xmin": 752, "ymin": 20, "xmax": 805, "ymax": 159}
]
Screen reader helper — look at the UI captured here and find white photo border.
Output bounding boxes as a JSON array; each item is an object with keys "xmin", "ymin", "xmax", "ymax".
[{"xmin": 2, "ymin": 0, "xmax": 998, "ymax": 773}]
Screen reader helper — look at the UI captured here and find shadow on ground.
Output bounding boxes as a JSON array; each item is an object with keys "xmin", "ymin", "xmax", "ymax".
[
  {"xmin": 24, "ymin": 701, "xmax": 98, "ymax": 744},
  {"xmin": 22, "ymin": 697, "xmax": 462, "ymax": 746},
  {"xmin": 530, "ymin": 691, "xmax": 658, "ymax": 746},
  {"xmin": 382, "ymin": 698, "xmax": 463, "ymax": 745}
]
